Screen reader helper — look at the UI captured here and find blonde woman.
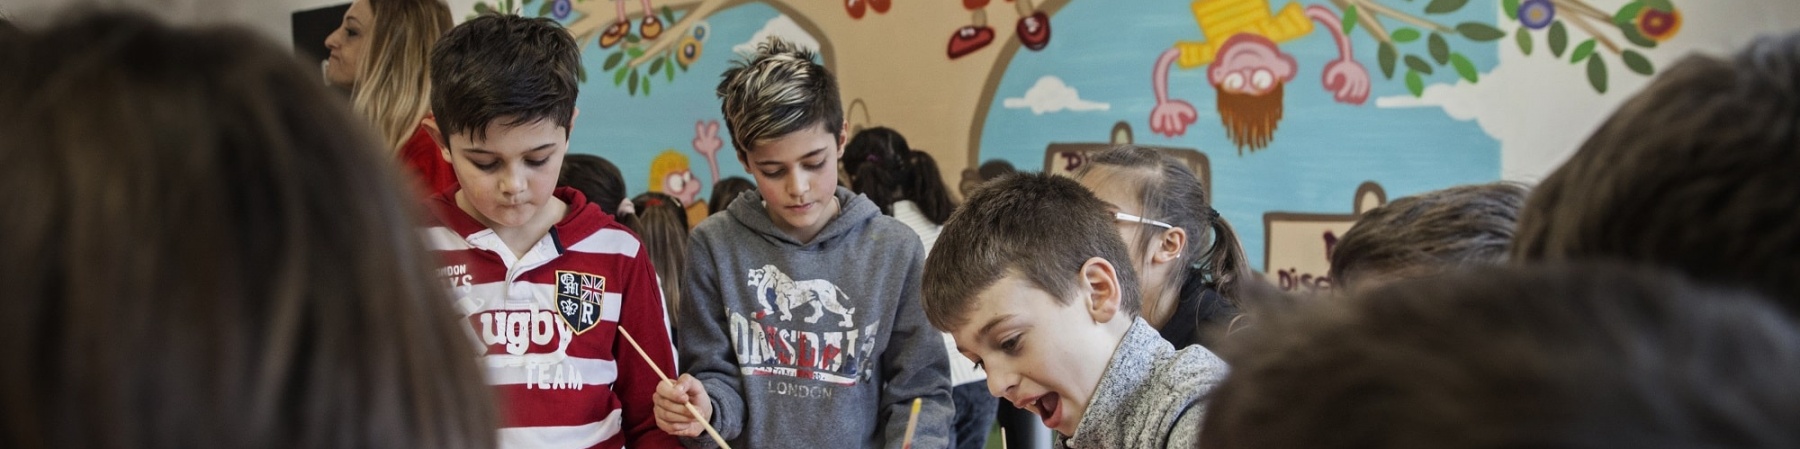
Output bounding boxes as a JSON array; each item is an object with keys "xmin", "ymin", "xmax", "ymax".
[{"xmin": 326, "ymin": 0, "xmax": 458, "ymax": 197}]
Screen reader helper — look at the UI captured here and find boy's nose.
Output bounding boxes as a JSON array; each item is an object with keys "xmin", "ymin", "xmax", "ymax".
[
  {"xmin": 500, "ymin": 168, "xmax": 529, "ymax": 196},
  {"xmin": 787, "ymin": 171, "xmax": 810, "ymax": 197},
  {"xmin": 985, "ymin": 368, "xmax": 1015, "ymax": 399}
]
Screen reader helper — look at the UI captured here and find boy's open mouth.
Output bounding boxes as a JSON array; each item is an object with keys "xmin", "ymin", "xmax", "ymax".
[{"xmin": 1033, "ymin": 392, "xmax": 1063, "ymax": 430}]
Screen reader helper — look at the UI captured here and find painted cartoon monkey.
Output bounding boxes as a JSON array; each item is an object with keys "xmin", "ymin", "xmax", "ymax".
[{"xmin": 1150, "ymin": 0, "xmax": 1371, "ymax": 152}]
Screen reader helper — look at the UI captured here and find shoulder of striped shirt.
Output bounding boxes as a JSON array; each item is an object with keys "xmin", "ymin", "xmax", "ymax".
[{"xmin": 422, "ymin": 226, "xmax": 642, "ymax": 257}]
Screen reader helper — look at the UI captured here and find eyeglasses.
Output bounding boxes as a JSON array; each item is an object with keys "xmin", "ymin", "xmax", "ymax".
[{"xmin": 1114, "ymin": 212, "xmax": 1174, "ymax": 230}]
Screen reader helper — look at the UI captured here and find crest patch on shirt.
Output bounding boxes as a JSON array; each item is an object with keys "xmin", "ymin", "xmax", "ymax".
[{"xmin": 555, "ymin": 270, "xmax": 607, "ymax": 335}]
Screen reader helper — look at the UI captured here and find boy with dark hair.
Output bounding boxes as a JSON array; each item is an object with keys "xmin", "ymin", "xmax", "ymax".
[
  {"xmin": 651, "ymin": 37, "xmax": 952, "ymax": 448},
  {"xmin": 1202, "ymin": 264, "xmax": 1800, "ymax": 449},
  {"xmin": 1513, "ymin": 31, "xmax": 1800, "ymax": 316},
  {"xmin": 420, "ymin": 14, "xmax": 680, "ymax": 449},
  {"xmin": 1328, "ymin": 182, "xmax": 1528, "ymax": 292},
  {"xmin": 923, "ymin": 172, "xmax": 1229, "ymax": 449},
  {"xmin": 559, "ymin": 153, "xmax": 630, "ymax": 216}
]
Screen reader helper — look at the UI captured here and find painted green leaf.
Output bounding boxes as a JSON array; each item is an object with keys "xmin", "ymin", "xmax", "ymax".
[
  {"xmin": 662, "ymin": 4, "xmax": 676, "ymax": 24},
  {"xmin": 1393, "ymin": 28, "xmax": 1422, "ymax": 43},
  {"xmin": 1503, "ymin": 0, "xmax": 1522, "ymax": 18},
  {"xmin": 666, "ymin": 60, "xmax": 677, "ymax": 81},
  {"xmin": 1456, "ymin": 22, "xmax": 1505, "ymax": 41},
  {"xmin": 629, "ymin": 70, "xmax": 639, "ymax": 95},
  {"xmin": 650, "ymin": 57, "xmax": 664, "ymax": 75},
  {"xmin": 474, "ymin": 2, "xmax": 494, "ymax": 15},
  {"xmin": 576, "ymin": 64, "xmax": 587, "ymax": 83},
  {"xmin": 1450, "ymin": 52, "xmax": 1478, "ymax": 82},
  {"xmin": 1406, "ymin": 70, "xmax": 1425, "ymax": 97},
  {"xmin": 1379, "ymin": 42, "xmax": 1398, "ymax": 79},
  {"xmin": 1622, "ymin": 49, "xmax": 1655, "ymax": 75},
  {"xmin": 626, "ymin": 33, "xmax": 641, "ymax": 44},
  {"xmin": 627, "ymin": 47, "xmax": 645, "ymax": 58},
  {"xmin": 1588, "ymin": 54, "xmax": 1609, "ymax": 93},
  {"xmin": 1620, "ymin": 22, "xmax": 1658, "ymax": 48},
  {"xmin": 614, "ymin": 66, "xmax": 629, "ymax": 86},
  {"xmin": 1405, "ymin": 54, "xmax": 1435, "ymax": 75},
  {"xmin": 643, "ymin": 78, "xmax": 651, "ymax": 96},
  {"xmin": 1429, "ymin": 32, "xmax": 1450, "ymax": 64},
  {"xmin": 1425, "ymin": 0, "xmax": 1468, "ymax": 14},
  {"xmin": 1570, "ymin": 39, "xmax": 1596, "ymax": 63},
  {"xmin": 1642, "ymin": 0, "xmax": 1674, "ymax": 12},
  {"xmin": 1549, "ymin": 21, "xmax": 1568, "ymax": 57},
  {"xmin": 1516, "ymin": 26, "xmax": 1534, "ymax": 55},
  {"xmin": 538, "ymin": 0, "xmax": 554, "ymax": 17},
  {"xmin": 603, "ymin": 52, "xmax": 624, "ymax": 70},
  {"xmin": 1343, "ymin": 5, "xmax": 1360, "ymax": 34},
  {"xmin": 1614, "ymin": 2, "xmax": 1643, "ymax": 25}
]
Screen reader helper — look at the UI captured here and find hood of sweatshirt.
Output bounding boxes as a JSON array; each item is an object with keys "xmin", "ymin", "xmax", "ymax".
[{"xmin": 724, "ymin": 186, "xmax": 880, "ymax": 250}]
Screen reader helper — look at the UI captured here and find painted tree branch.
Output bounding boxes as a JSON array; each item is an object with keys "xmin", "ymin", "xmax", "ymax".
[
  {"xmin": 626, "ymin": 0, "xmax": 752, "ymax": 68},
  {"xmin": 1347, "ymin": 0, "xmax": 1453, "ymax": 34},
  {"xmin": 1562, "ymin": 8, "xmax": 1622, "ymax": 54},
  {"xmin": 1332, "ymin": 0, "xmax": 1391, "ymax": 43}
]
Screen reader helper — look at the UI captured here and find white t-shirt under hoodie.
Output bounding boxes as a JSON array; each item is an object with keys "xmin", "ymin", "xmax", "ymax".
[{"xmin": 894, "ymin": 200, "xmax": 987, "ymax": 387}]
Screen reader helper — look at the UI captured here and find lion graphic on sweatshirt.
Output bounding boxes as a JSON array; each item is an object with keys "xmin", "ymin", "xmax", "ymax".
[{"xmin": 748, "ymin": 264, "xmax": 856, "ymax": 327}]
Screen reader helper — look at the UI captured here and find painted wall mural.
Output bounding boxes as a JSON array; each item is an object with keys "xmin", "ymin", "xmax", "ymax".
[{"xmin": 457, "ymin": 0, "xmax": 1706, "ymax": 292}]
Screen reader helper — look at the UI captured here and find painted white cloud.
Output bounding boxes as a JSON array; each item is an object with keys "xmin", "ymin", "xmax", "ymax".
[
  {"xmin": 1371, "ymin": 3, "xmax": 1800, "ymax": 182},
  {"xmin": 733, "ymin": 15, "xmax": 819, "ymax": 57},
  {"xmin": 1004, "ymin": 76, "xmax": 1112, "ymax": 115}
]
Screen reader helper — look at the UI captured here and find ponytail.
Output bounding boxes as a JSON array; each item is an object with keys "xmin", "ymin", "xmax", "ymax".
[
  {"xmin": 902, "ymin": 150, "xmax": 957, "ymax": 225},
  {"xmin": 844, "ymin": 126, "xmax": 960, "ymax": 222},
  {"xmin": 1193, "ymin": 208, "xmax": 1250, "ymax": 304}
]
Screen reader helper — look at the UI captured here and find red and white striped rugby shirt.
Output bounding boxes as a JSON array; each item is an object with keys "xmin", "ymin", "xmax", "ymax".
[{"xmin": 425, "ymin": 187, "xmax": 681, "ymax": 449}]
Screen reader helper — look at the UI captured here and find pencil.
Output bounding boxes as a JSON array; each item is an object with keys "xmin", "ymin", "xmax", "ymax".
[
  {"xmin": 1001, "ymin": 427, "xmax": 1009, "ymax": 449},
  {"xmin": 617, "ymin": 327, "xmax": 732, "ymax": 449},
  {"xmin": 902, "ymin": 397, "xmax": 923, "ymax": 449}
]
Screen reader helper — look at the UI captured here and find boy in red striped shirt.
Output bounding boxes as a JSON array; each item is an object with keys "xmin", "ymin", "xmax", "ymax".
[{"xmin": 419, "ymin": 14, "xmax": 681, "ymax": 449}]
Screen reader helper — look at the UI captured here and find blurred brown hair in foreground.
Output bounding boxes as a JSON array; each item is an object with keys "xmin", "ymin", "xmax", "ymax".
[
  {"xmin": 1203, "ymin": 264, "xmax": 1800, "ymax": 449},
  {"xmin": 1512, "ymin": 31, "xmax": 1800, "ymax": 317},
  {"xmin": 0, "ymin": 10, "xmax": 495, "ymax": 449}
]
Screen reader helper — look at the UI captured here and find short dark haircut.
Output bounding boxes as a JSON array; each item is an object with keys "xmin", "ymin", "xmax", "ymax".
[
  {"xmin": 1512, "ymin": 31, "xmax": 1800, "ymax": 316},
  {"xmin": 1329, "ymin": 182, "xmax": 1528, "ymax": 290},
  {"xmin": 923, "ymin": 172, "xmax": 1139, "ymax": 331},
  {"xmin": 429, "ymin": 14, "xmax": 578, "ymax": 142},
  {"xmin": 1203, "ymin": 264, "xmax": 1800, "ymax": 449},
  {"xmin": 977, "ymin": 159, "xmax": 1017, "ymax": 181},
  {"xmin": 708, "ymin": 176, "xmax": 754, "ymax": 215},
  {"xmin": 559, "ymin": 154, "xmax": 627, "ymax": 216},
  {"xmin": 716, "ymin": 37, "xmax": 843, "ymax": 163},
  {"xmin": 0, "ymin": 11, "xmax": 494, "ymax": 449}
]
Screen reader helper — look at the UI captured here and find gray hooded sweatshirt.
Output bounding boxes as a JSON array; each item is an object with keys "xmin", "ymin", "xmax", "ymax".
[
  {"xmin": 678, "ymin": 187, "xmax": 953, "ymax": 449},
  {"xmin": 1057, "ymin": 319, "xmax": 1230, "ymax": 449}
]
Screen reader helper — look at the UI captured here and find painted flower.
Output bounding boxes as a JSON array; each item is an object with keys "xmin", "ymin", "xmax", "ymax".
[
  {"xmin": 552, "ymin": 0, "xmax": 571, "ymax": 20},
  {"xmin": 676, "ymin": 35, "xmax": 702, "ymax": 67},
  {"xmin": 1636, "ymin": 6, "xmax": 1681, "ymax": 42},
  {"xmin": 1517, "ymin": 0, "xmax": 1556, "ymax": 30}
]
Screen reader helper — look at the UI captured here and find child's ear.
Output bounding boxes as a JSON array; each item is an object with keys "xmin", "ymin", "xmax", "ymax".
[
  {"xmin": 835, "ymin": 120, "xmax": 849, "ymax": 155},
  {"xmin": 1080, "ymin": 257, "xmax": 1124, "ymax": 324},
  {"xmin": 421, "ymin": 116, "xmax": 450, "ymax": 162},
  {"xmin": 1151, "ymin": 227, "xmax": 1189, "ymax": 265}
]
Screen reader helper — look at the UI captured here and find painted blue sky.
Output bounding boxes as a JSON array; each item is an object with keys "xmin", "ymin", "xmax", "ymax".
[{"xmin": 979, "ymin": 0, "xmax": 1504, "ymax": 268}]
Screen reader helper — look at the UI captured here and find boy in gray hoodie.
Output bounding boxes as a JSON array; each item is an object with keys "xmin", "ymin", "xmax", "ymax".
[
  {"xmin": 922, "ymin": 172, "xmax": 1230, "ymax": 449},
  {"xmin": 651, "ymin": 36, "xmax": 953, "ymax": 449}
]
